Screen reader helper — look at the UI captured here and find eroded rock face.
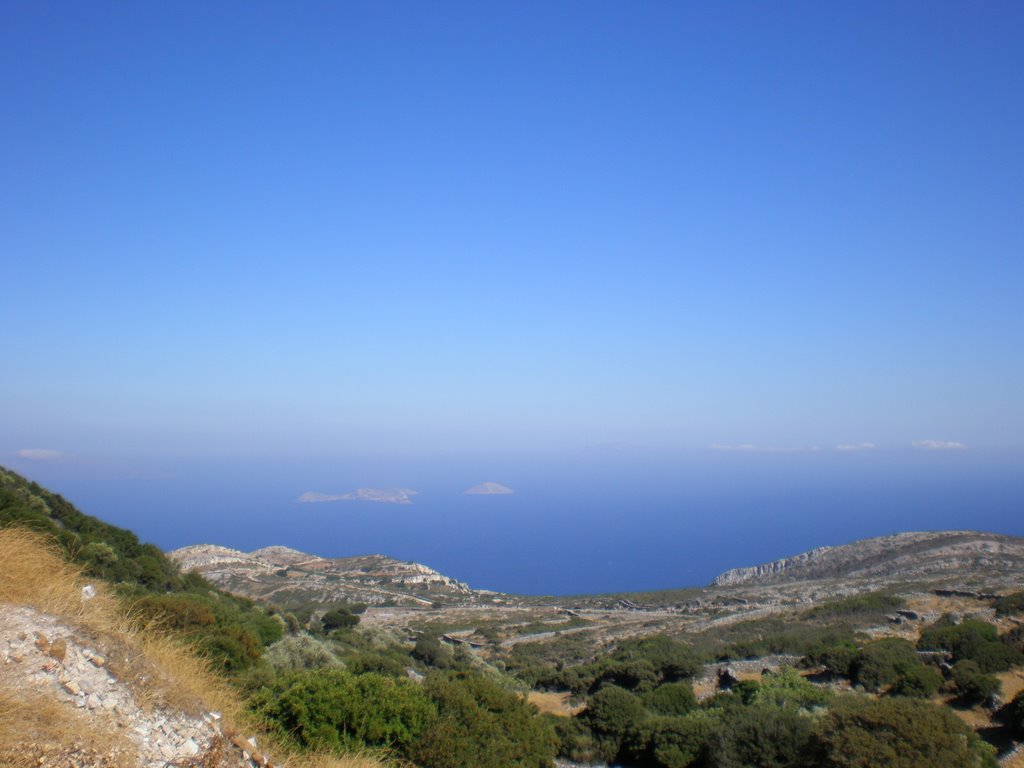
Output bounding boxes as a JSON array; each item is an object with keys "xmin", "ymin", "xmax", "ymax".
[{"xmin": 711, "ymin": 531, "xmax": 1024, "ymax": 586}]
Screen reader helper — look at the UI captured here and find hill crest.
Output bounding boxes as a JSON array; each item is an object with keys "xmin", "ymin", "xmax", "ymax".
[
  {"xmin": 711, "ymin": 530, "xmax": 1024, "ymax": 587},
  {"xmin": 170, "ymin": 544, "xmax": 479, "ymax": 607}
]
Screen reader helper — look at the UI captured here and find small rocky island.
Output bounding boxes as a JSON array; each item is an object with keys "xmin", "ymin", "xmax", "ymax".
[
  {"xmin": 464, "ymin": 482, "xmax": 514, "ymax": 495},
  {"xmin": 297, "ymin": 488, "xmax": 419, "ymax": 505}
]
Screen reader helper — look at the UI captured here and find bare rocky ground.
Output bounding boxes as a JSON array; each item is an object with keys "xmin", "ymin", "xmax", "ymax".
[
  {"xmin": 358, "ymin": 574, "xmax": 1023, "ymax": 660},
  {"xmin": 173, "ymin": 531, "xmax": 1024, "ymax": 634},
  {"xmin": 1, "ymin": 605, "xmax": 274, "ymax": 768}
]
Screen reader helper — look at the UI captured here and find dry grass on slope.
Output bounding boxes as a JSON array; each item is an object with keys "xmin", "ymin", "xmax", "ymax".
[
  {"xmin": 0, "ymin": 527, "xmax": 386, "ymax": 768},
  {"xmin": 0, "ymin": 526, "xmax": 240, "ymax": 719},
  {"xmin": 0, "ymin": 681, "xmax": 135, "ymax": 768}
]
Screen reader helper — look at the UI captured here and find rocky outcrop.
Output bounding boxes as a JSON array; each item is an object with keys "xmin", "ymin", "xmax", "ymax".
[
  {"xmin": 464, "ymin": 482, "xmax": 514, "ymax": 495},
  {"xmin": 169, "ymin": 544, "xmax": 276, "ymax": 573},
  {"xmin": 711, "ymin": 531, "xmax": 1024, "ymax": 586},
  {"xmin": 170, "ymin": 545, "xmax": 475, "ymax": 607}
]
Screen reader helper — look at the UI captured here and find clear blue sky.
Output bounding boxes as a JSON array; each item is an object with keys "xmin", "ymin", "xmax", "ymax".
[{"xmin": 3, "ymin": 1, "xmax": 1023, "ymax": 464}]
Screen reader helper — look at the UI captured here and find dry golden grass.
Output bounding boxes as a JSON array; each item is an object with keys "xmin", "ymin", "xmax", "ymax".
[
  {"xmin": 284, "ymin": 751, "xmax": 403, "ymax": 768},
  {"xmin": 527, "ymin": 690, "xmax": 585, "ymax": 717},
  {"xmin": 997, "ymin": 667, "xmax": 1024, "ymax": 702},
  {"xmin": 0, "ymin": 527, "xmax": 241, "ymax": 719},
  {"xmin": 943, "ymin": 665, "xmax": 1024, "ymax": 734},
  {"xmin": 0, "ymin": 527, "xmax": 121, "ymax": 623},
  {"xmin": 0, "ymin": 674, "xmax": 136, "ymax": 768},
  {"xmin": 0, "ymin": 527, "xmax": 388, "ymax": 768}
]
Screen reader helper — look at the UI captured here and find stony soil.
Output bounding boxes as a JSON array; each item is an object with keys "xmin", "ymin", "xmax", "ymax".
[{"xmin": 1, "ymin": 604, "xmax": 275, "ymax": 768}]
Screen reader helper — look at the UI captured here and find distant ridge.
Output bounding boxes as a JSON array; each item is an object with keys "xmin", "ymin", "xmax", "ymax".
[{"xmin": 711, "ymin": 530, "xmax": 1024, "ymax": 587}]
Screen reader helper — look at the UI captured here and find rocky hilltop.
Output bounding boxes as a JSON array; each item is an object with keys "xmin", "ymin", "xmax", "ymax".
[
  {"xmin": 712, "ymin": 530, "xmax": 1024, "ymax": 587},
  {"xmin": 170, "ymin": 544, "xmax": 483, "ymax": 607}
]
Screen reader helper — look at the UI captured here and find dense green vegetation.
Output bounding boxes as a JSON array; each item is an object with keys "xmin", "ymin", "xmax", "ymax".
[
  {"xmin": 688, "ymin": 614, "xmax": 860, "ymax": 661},
  {"xmin": 813, "ymin": 696, "xmax": 997, "ymax": 768},
  {"xmin": 0, "ymin": 467, "xmax": 182, "ymax": 590},
  {"xmin": 252, "ymin": 668, "xmax": 435, "ymax": 754},
  {"xmin": 801, "ymin": 620, "xmax": 1018, "ymax": 707},
  {"xmin": 538, "ymin": 637, "xmax": 998, "ymax": 768},
  {"xmin": 544, "ymin": 656, "xmax": 997, "ymax": 768},
  {"xmin": 508, "ymin": 633, "xmax": 702, "ymax": 695},
  {"xmin": 802, "ymin": 592, "xmax": 905, "ymax": 623},
  {"xmin": 917, "ymin": 615, "xmax": 1024, "ymax": 672}
]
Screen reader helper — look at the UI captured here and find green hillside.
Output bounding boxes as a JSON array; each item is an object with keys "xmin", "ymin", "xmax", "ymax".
[{"xmin": 0, "ymin": 465, "xmax": 283, "ymax": 671}]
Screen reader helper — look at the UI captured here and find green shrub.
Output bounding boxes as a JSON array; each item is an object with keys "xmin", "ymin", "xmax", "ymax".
[
  {"xmin": 321, "ymin": 607, "xmax": 359, "ymax": 632},
  {"xmin": 950, "ymin": 660, "xmax": 1000, "ymax": 704},
  {"xmin": 263, "ymin": 634, "xmax": 342, "ymax": 673},
  {"xmin": 889, "ymin": 664, "xmax": 942, "ymax": 699},
  {"xmin": 132, "ymin": 591, "xmax": 283, "ymax": 672},
  {"xmin": 729, "ymin": 679, "xmax": 762, "ymax": 706},
  {"xmin": 991, "ymin": 592, "xmax": 1024, "ymax": 617},
  {"xmin": 412, "ymin": 671, "xmax": 557, "ymax": 768},
  {"xmin": 803, "ymin": 592, "xmax": 904, "ymax": 622},
  {"xmin": 626, "ymin": 712, "xmax": 716, "ymax": 768},
  {"xmin": 252, "ymin": 668, "xmax": 435, "ymax": 754},
  {"xmin": 803, "ymin": 641, "xmax": 859, "ymax": 679},
  {"xmin": 591, "ymin": 658, "xmax": 660, "ymax": 693},
  {"xmin": 918, "ymin": 617, "xmax": 1022, "ymax": 672},
  {"xmin": 134, "ymin": 594, "xmax": 217, "ymax": 631},
  {"xmin": 852, "ymin": 638, "xmax": 918, "ymax": 692},
  {"xmin": 811, "ymin": 695, "xmax": 997, "ymax": 768},
  {"xmin": 707, "ymin": 705, "xmax": 814, "ymax": 768},
  {"xmin": 585, "ymin": 685, "xmax": 647, "ymax": 740},
  {"xmin": 613, "ymin": 635, "xmax": 703, "ymax": 682},
  {"xmin": 549, "ymin": 714, "xmax": 599, "ymax": 764},
  {"xmin": 642, "ymin": 681, "xmax": 698, "ymax": 716},
  {"xmin": 412, "ymin": 635, "xmax": 455, "ymax": 669},
  {"xmin": 702, "ymin": 619, "xmax": 857, "ymax": 662},
  {"xmin": 753, "ymin": 667, "xmax": 832, "ymax": 710}
]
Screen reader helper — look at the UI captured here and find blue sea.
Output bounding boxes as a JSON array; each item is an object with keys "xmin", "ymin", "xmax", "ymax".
[{"xmin": 20, "ymin": 449, "xmax": 1024, "ymax": 595}]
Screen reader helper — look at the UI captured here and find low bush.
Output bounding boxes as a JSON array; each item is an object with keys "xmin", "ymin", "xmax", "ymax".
[
  {"xmin": 252, "ymin": 668, "xmax": 435, "ymax": 754},
  {"xmin": 625, "ymin": 712, "xmax": 716, "ymax": 768},
  {"xmin": 950, "ymin": 660, "xmax": 1000, "ymax": 704},
  {"xmin": 263, "ymin": 634, "xmax": 343, "ymax": 673},
  {"xmin": 412, "ymin": 671, "xmax": 557, "ymax": 768},
  {"xmin": 918, "ymin": 616, "xmax": 1023, "ymax": 672},
  {"xmin": 803, "ymin": 592, "xmax": 904, "ymax": 622},
  {"xmin": 642, "ymin": 682, "xmax": 698, "ymax": 716},
  {"xmin": 706, "ymin": 705, "xmax": 813, "ymax": 768},
  {"xmin": 753, "ymin": 667, "xmax": 832, "ymax": 710},
  {"xmin": 803, "ymin": 641, "xmax": 859, "ymax": 678},
  {"xmin": 811, "ymin": 695, "xmax": 997, "ymax": 767},
  {"xmin": 889, "ymin": 664, "xmax": 942, "ymax": 699},
  {"xmin": 992, "ymin": 592, "xmax": 1024, "ymax": 617},
  {"xmin": 851, "ymin": 638, "xmax": 918, "ymax": 692}
]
